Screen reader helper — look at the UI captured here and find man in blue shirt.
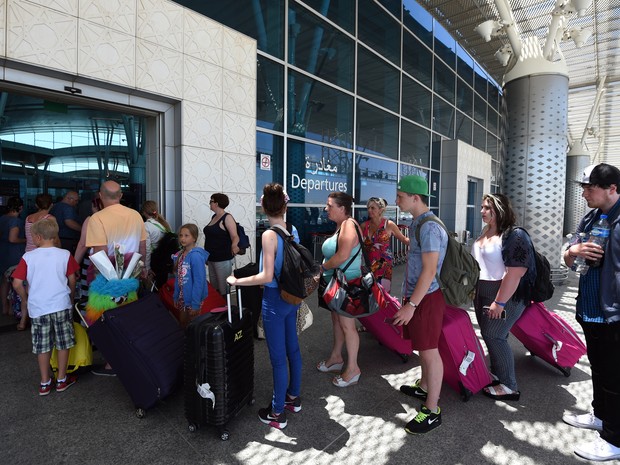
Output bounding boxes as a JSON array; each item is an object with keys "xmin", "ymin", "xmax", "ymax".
[
  {"xmin": 393, "ymin": 175, "xmax": 447, "ymax": 435},
  {"xmin": 50, "ymin": 191, "xmax": 81, "ymax": 254},
  {"xmin": 563, "ymin": 163, "xmax": 620, "ymax": 461}
]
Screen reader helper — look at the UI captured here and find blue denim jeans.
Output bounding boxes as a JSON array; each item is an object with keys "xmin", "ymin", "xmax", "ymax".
[{"xmin": 262, "ymin": 286, "xmax": 302, "ymax": 414}]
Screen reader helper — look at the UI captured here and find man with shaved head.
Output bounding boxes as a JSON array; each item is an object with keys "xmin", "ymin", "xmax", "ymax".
[{"xmin": 86, "ymin": 180, "xmax": 147, "ymax": 376}]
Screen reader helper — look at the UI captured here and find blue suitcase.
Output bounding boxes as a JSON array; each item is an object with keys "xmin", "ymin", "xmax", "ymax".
[{"xmin": 87, "ymin": 292, "xmax": 184, "ymax": 417}]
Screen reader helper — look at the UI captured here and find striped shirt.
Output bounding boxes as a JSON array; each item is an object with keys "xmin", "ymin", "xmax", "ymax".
[{"xmin": 574, "ymin": 200, "xmax": 620, "ymax": 322}]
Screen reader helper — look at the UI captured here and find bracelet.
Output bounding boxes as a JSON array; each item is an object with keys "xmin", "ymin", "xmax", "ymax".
[
  {"xmin": 494, "ymin": 300, "xmax": 506, "ymax": 307},
  {"xmin": 408, "ymin": 301, "xmax": 418, "ymax": 309}
]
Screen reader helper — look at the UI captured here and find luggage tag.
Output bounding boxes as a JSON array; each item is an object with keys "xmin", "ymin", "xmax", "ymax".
[{"xmin": 459, "ymin": 350, "xmax": 476, "ymax": 376}]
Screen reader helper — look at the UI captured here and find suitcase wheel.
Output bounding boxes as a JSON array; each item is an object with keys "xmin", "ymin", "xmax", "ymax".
[
  {"xmin": 399, "ymin": 353, "xmax": 409, "ymax": 363},
  {"xmin": 219, "ymin": 428, "xmax": 230, "ymax": 441},
  {"xmin": 135, "ymin": 408, "xmax": 146, "ymax": 419},
  {"xmin": 188, "ymin": 423, "xmax": 197, "ymax": 433},
  {"xmin": 558, "ymin": 366, "xmax": 571, "ymax": 377},
  {"xmin": 458, "ymin": 382, "xmax": 472, "ymax": 402},
  {"xmin": 248, "ymin": 397, "xmax": 255, "ymax": 406}
]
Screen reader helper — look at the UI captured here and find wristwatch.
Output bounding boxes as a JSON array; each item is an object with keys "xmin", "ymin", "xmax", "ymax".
[{"xmin": 408, "ymin": 301, "xmax": 418, "ymax": 309}]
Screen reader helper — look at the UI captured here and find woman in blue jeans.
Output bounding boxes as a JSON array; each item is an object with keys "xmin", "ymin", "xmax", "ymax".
[{"xmin": 227, "ymin": 183, "xmax": 301, "ymax": 430}]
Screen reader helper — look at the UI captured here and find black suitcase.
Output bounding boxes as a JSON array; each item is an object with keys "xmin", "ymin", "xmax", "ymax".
[
  {"xmin": 184, "ymin": 288, "xmax": 254, "ymax": 440},
  {"xmin": 86, "ymin": 292, "xmax": 184, "ymax": 417},
  {"xmin": 233, "ymin": 262, "xmax": 262, "ymax": 337}
]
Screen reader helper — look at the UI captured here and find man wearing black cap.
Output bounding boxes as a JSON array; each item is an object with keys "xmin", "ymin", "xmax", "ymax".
[{"xmin": 563, "ymin": 163, "xmax": 620, "ymax": 461}]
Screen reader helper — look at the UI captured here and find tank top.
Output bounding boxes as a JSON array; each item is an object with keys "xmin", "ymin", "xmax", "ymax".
[
  {"xmin": 25, "ymin": 213, "xmax": 52, "ymax": 252},
  {"xmin": 203, "ymin": 213, "xmax": 233, "ymax": 262}
]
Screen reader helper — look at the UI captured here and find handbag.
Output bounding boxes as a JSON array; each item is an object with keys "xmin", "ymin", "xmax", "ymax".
[
  {"xmin": 321, "ymin": 224, "xmax": 382, "ymax": 319},
  {"xmin": 256, "ymin": 300, "xmax": 313, "ymax": 337}
]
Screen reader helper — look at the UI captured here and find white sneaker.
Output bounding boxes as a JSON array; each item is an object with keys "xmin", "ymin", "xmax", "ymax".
[
  {"xmin": 575, "ymin": 436, "xmax": 620, "ymax": 462},
  {"xmin": 563, "ymin": 410, "xmax": 603, "ymax": 431}
]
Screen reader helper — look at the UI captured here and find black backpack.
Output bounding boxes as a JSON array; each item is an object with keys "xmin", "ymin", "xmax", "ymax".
[
  {"xmin": 236, "ymin": 222, "xmax": 251, "ymax": 255},
  {"xmin": 150, "ymin": 232, "xmax": 180, "ymax": 288},
  {"xmin": 270, "ymin": 226, "xmax": 321, "ymax": 305},
  {"xmin": 507, "ymin": 227, "xmax": 554, "ymax": 303}
]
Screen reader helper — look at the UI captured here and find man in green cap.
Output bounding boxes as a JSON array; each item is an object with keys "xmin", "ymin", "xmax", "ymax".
[{"xmin": 393, "ymin": 174, "xmax": 448, "ymax": 434}]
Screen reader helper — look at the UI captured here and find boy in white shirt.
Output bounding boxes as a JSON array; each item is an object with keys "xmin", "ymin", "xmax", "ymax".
[{"xmin": 12, "ymin": 218, "xmax": 80, "ymax": 395}]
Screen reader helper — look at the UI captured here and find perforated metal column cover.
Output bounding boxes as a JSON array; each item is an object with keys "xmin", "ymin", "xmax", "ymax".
[
  {"xmin": 503, "ymin": 74, "xmax": 569, "ymax": 269},
  {"xmin": 565, "ymin": 155, "xmax": 590, "ymax": 236}
]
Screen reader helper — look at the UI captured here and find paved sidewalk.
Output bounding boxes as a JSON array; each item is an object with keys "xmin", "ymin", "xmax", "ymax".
[{"xmin": 0, "ymin": 269, "xmax": 605, "ymax": 465}]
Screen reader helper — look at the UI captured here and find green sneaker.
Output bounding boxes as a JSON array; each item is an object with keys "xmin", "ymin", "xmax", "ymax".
[
  {"xmin": 400, "ymin": 379, "xmax": 428, "ymax": 400},
  {"xmin": 405, "ymin": 405, "xmax": 441, "ymax": 434}
]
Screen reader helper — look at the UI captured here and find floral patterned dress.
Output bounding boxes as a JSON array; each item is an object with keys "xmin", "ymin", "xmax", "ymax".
[{"xmin": 362, "ymin": 218, "xmax": 393, "ymax": 283}]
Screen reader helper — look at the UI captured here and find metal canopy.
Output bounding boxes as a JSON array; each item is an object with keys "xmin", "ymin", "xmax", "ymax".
[{"xmin": 417, "ymin": 0, "xmax": 619, "ymax": 168}]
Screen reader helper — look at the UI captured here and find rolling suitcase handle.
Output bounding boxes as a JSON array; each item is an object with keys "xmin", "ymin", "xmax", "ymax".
[{"xmin": 225, "ymin": 284, "xmax": 243, "ymax": 323}]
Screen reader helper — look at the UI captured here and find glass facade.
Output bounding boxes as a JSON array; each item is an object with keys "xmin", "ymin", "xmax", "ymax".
[{"xmin": 175, "ymin": 0, "xmax": 504, "ymax": 247}]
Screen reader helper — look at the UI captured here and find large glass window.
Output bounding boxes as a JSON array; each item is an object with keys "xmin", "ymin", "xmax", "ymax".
[
  {"xmin": 300, "ymin": 0, "xmax": 355, "ymax": 34},
  {"xmin": 402, "ymin": 76, "xmax": 431, "ymax": 128},
  {"xmin": 403, "ymin": 31, "xmax": 432, "ymax": 88},
  {"xmin": 287, "ymin": 69, "xmax": 354, "ymax": 147},
  {"xmin": 357, "ymin": 46, "xmax": 400, "ymax": 113},
  {"xmin": 257, "ymin": 57, "xmax": 284, "ymax": 131},
  {"xmin": 474, "ymin": 63, "xmax": 488, "ymax": 98},
  {"xmin": 193, "ymin": 0, "xmax": 285, "ymax": 59},
  {"xmin": 402, "ymin": 0, "xmax": 433, "ymax": 48},
  {"xmin": 487, "ymin": 107, "xmax": 499, "ymax": 135},
  {"xmin": 356, "ymin": 101, "xmax": 399, "ymax": 159},
  {"xmin": 256, "ymin": 132, "xmax": 284, "ymax": 200},
  {"xmin": 432, "ymin": 97, "xmax": 454, "ymax": 138},
  {"xmin": 434, "ymin": 60, "xmax": 455, "ymax": 104},
  {"xmin": 358, "ymin": 0, "xmax": 401, "ymax": 67},
  {"xmin": 455, "ymin": 112, "xmax": 472, "ymax": 145},
  {"xmin": 355, "ymin": 154, "xmax": 398, "ymax": 203},
  {"xmin": 434, "ymin": 22, "xmax": 456, "ymax": 69},
  {"xmin": 288, "ymin": 3, "xmax": 355, "ymax": 91},
  {"xmin": 400, "ymin": 120, "xmax": 430, "ymax": 167},
  {"xmin": 456, "ymin": 45, "xmax": 474, "ymax": 86},
  {"xmin": 456, "ymin": 78, "xmax": 473, "ymax": 117},
  {"xmin": 486, "ymin": 133, "xmax": 498, "ymax": 159},
  {"xmin": 287, "ymin": 139, "xmax": 352, "ymax": 204},
  {"xmin": 473, "ymin": 94, "xmax": 486, "ymax": 127},
  {"xmin": 473, "ymin": 123, "xmax": 486, "ymax": 152}
]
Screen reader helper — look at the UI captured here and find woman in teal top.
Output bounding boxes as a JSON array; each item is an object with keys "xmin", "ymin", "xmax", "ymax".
[{"xmin": 317, "ymin": 192, "xmax": 363, "ymax": 388}]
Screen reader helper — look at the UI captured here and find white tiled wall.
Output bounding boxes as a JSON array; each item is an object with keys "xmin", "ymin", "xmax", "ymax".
[{"xmin": 0, "ymin": 0, "xmax": 257, "ymax": 262}]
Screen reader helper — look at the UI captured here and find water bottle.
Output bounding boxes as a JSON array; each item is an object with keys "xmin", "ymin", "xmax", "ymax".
[
  {"xmin": 573, "ymin": 233, "xmax": 589, "ymax": 275},
  {"xmin": 587, "ymin": 214, "xmax": 610, "ymax": 268}
]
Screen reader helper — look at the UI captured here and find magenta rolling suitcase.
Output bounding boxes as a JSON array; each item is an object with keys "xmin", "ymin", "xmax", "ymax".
[
  {"xmin": 438, "ymin": 305, "xmax": 492, "ymax": 401},
  {"xmin": 359, "ymin": 292, "xmax": 411, "ymax": 363},
  {"xmin": 510, "ymin": 302, "xmax": 587, "ymax": 377}
]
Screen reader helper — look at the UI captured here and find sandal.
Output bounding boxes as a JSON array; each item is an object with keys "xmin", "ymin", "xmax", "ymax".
[
  {"xmin": 483, "ymin": 383, "xmax": 520, "ymax": 401},
  {"xmin": 316, "ymin": 360, "xmax": 344, "ymax": 373}
]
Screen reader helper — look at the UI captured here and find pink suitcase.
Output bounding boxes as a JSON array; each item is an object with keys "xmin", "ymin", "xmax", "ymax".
[
  {"xmin": 359, "ymin": 291, "xmax": 412, "ymax": 363},
  {"xmin": 438, "ymin": 305, "xmax": 493, "ymax": 401},
  {"xmin": 510, "ymin": 302, "xmax": 587, "ymax": 377}
]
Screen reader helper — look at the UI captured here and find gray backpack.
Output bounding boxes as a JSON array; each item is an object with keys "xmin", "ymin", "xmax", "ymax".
[{"xmin": 415, "ymin": 215, "xmax": 480, "ymax": 307}]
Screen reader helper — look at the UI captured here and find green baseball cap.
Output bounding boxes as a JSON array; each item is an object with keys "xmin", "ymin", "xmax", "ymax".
[{"xmin": 397, "ymin": 175, "xmax": 430, "ymax": 196}]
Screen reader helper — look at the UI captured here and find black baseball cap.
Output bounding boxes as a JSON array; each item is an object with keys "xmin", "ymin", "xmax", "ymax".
[{"xmin": 577, "ymin": 163, "xmax": 620, "ymax": 186}]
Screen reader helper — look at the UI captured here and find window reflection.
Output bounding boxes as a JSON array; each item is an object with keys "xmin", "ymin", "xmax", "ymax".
[
  {"xmin": 0, "ymin": 93, "xmax": 149, "ymax": 212},
  {"xmin": 434, "ymin": 60, "xmax": 455, "ymax": 104},
  {"xmin": 456, "ymin": 112, "xmax": 473, "ymax": 145},
  {"xmin": 400, "ymin": 120, "xmax": 430, "ymax": 166},
  {"xmin": 432, "ymin": 97, "xmax": 454, "ymax": 138},
  {"xmin": 434, "ymin": 22, "xmax": 456, "ymax": 69},
  {"xmin": 257, "ymin": 57, "xmax": 284, "ymax": 131},
  {"xmin": 356, "ymin": 101, "xmax": 399, "ymax": 159},
  {"xmin": 403, "ymin": 0, "xmax": 433, "ymax": 47},
  {"xmin": 301, "ymin": 0, "xmax": 355, "ymax": 34},
  {"xmin": 357, "ymin": 46, "xmax": 400, "ymax": 112},
  {"xmin": 358, "ymin": 0, "xmax": 401, "ymax": 66},
  {"xmin": 402, "ymin": 76, "xmax": 431, "ymax": 128},
  {"xmin": 287, "ymin": 69, "xmax": 353, "ymax": 147},
  {"xmin": 403, "ymin": 31, "xmax": 432, "ymax": 88},
  {"xmin": 288, "ymin": 2, "xmax": 355, "ymax": 91},
  {"xmin": 355, "ymin": 155, "xmax": 398, "ymax": 202},
  {"xmin": 256, "ymin": 132, "xmax": 284, "ymax": 200}
]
